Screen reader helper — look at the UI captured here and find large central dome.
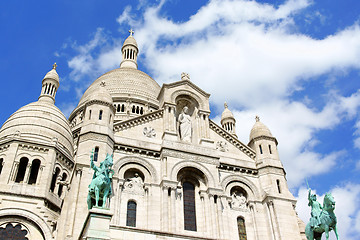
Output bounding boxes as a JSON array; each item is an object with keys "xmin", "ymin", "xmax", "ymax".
[{"xmin": 78, "ymin": 67, "xmax": 160, "ymax": 108}]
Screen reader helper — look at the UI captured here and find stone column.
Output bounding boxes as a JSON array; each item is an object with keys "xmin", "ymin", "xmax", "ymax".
[
  {"xmin": 162, "ymin": 186, "xmax": 169, "ymax": 231},
  {"xmin": 67, "ymin": 168, "xmax": 82, "ymax": 237},
  {"xmin": 203, "ymin": 192, "xmax": 212, "ymax": 237},
  {"xmin": 209, "ymin": 194, "xmax": 218, "ymax": 238},
  {"xmin": 204, "ymin": 114, "xmax": 210, "ymax": 138},
  {"xmin": 250, "ymin": 203, "xmax": 259, "ymax": 240},
  {"xmin": 114, "ymin": 180, "xmax": 123, "ymax": 225},
  {"xmin": 170, "ymin": 187, "xmax": 177, "ymax": 231},
  {"xmin": 267, "ymin": 200, "xmax": 280, "ymax": 240},
  {"xmin": 216, "ymin": 196, "xmax": 224, "ymax": 239},
  {"xmin": 220, "ymin": 196, "xmax": 230, "ymax": 239},
  {"xmin": 170, "ymin": 106, "xmax": 176, "ymax": 132}
]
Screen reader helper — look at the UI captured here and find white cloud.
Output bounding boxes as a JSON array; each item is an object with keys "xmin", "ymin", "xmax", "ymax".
[
  {"xmin": 64, "ymin": 0, "xmax": 360, "ymax": 187},
  {"xmin": 296, "ymin": 184, "xmax": 360, "ymax": 240}
]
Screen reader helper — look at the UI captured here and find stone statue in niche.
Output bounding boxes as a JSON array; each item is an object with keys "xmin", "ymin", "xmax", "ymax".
[
  {"xmin": 143, "ymin": 126, "xmax": 156, "ymax": 138},
  {"xmin": 231, "ymin": 191, "xmax": 247, "ymax": 210},
  {"xmin": 178, "ymin": 106, "xmax": 192, "ymax": 142},
  {"xmin": 124, "ymin": 173, "xmax": 144, "ymax": 194}
]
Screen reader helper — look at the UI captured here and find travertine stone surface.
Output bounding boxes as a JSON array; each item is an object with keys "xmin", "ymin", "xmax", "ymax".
[{"xmin": 0, "ymin": 33, "xmax": 305, "ymax": 240}]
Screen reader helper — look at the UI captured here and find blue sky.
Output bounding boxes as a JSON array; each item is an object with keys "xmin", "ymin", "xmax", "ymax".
[{"xmin": 1, "ymin": 0, "xmax": 360, "ymax": 238}]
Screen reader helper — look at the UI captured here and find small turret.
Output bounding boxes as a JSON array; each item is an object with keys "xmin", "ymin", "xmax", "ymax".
[
  {"xmin": 120, "ymin": 29, "xmax": 138, "ymax": 69},
  {"xmin": 38, "ymin": 63, "xmax": 59, "ymax": 104},
  {"xmin": 221, "ymin": 102, "xmax": 237, "ymax": 137}
]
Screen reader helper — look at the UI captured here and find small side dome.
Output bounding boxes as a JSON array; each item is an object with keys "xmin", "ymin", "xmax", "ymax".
[
  {"xmin": 249, "ymin": 116, "xmax": 273, "ymax": 141},
  {"xmin": 221, "ymin": 102, "xmax": 235, "ymax": 121},
  {"xmin": 86, "ymin": 81, "xmax": 113, "ymax": 104},
  {"xmin": 0, "ymin": 101, "xmax": 74, "ymax": 156}
]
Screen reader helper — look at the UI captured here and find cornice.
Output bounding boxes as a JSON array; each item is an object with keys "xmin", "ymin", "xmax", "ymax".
[{"xmin": 113, "ymin": 109, "xmax": 163, "ymax": 132}]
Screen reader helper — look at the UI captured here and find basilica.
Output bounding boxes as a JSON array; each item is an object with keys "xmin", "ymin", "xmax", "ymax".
[{"xmin": 0, "ymin": 32, "xmax": 306, "ymax": 240}]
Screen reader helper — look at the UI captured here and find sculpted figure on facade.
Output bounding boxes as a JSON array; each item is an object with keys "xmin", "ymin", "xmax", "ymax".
[
  {"xmin": 87, "ymin": 150, "xmax": 114, "ymax": 209},
  {"xmin": 231, "ymin": 191, "xmax": 247, "ymax": 210},
  {"xmin": 124, "ymin": 173, "xmax": 144, "ymax": 194},
  {"xmin": 178, "ymin": 106, "xmax": 192, "ymax": 142}
]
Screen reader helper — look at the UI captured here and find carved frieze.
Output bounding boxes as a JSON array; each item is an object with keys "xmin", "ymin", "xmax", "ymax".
[
  {"xmin": 161, "ymin": 148, "xmax": 218, "ymax": 165},
  {"xmin": 216, "ymin": 141, "xmax": 228, "ymax": 152}
]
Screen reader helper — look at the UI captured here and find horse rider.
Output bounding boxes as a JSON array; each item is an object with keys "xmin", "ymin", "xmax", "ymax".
[{"xmin": 308, "ymin": 189, "xmax": 322, "ymax": 229}]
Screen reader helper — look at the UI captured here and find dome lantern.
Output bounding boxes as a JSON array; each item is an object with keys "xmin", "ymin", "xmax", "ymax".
[
  {"xmin": 120, "ymin": 29, "xmax": 139, "ymax": 69},
  {"xmin": 38, "ymin": 63, "xmax": 60, "ymax": 104},
  {"xmin": 221, "ymin": 102, "xmax": 237, "ymax": 137}
]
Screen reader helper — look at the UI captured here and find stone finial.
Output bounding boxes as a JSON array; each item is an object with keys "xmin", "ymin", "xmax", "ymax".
[
  {"xmin": 255, "ymin": 116, "xmax": 260, "ymax": 122},
  {"xmin": 181, "ymin": 72, "xmax": 190, "ymax": 81},
  {"xmin": 53, "ymin": 62, "xmax": 57, "ymax": 70},
  {"xmin": 224, "ymin": 102, "xmax": 228, "ymax": 109},
  {"xmin": 129, "ymin": 29, "xmax": 134, "ymax": 36}
]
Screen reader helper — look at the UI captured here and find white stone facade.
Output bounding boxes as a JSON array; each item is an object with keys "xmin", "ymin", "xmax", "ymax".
[{"xmin": 0, "ymin": 33, "xmax": 306, "ymax": 240}]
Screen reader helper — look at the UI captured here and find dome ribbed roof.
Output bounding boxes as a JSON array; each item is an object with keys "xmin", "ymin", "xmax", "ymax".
[
  {"xmin": 249, "ymin": 116, "xmax": 273, "ymax": 141},
  {"xmin": 221, "ymin": 103, "xmax": 235, "ymax": 121},
  {"xmin": 43, "ymin": 68, "xmax": 59, "ymax": 82},
  {"xmin": 122, "ymin": 35, "xmax": 138, "ymax": 49},
  {"xmin": 0, "ymin": 101, "xmax": 73, "ymax": 156},
  {"xmin": 77, "ymin": 67, "xmax": 160, "ymax": 107},
  {"xmin": 86, "ymin": 82, "xmax": 113, "ymax": 104}
]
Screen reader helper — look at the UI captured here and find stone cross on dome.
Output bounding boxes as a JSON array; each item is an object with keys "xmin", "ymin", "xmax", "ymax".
[
  {"xmin": 255, "ymin": 116, "xmax": 260, "ymax": 122},
  {"xmin": 129, "ymin": 29, "xmax": 134, "ymax": 36},
  {"xmin": 53, "ymin": 62, "xmax": 57, "ymax": 70}
]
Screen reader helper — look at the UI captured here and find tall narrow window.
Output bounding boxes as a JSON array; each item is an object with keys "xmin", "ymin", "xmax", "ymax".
[
  {"xmin": 43, "ymin": 84, "xmax": 48, "ymax": 94},
  {"xmin": 136, "ymin": 106, "xmax": 139, "ymax": 114},
  {"xmin": 94, "ymin": 147, "xmax": 99, "ymax": 162},
  {"xmin": 47, "ymin": 84, "xmax": 51, "ymax": 94},
  {"xmin": 259, "ymin": 145, "xmax": 263, "ymax": 154},
  {"xmin": 126, "ymin": 201, "xmax": 137, "ymax": 227},
  {"xmin": 58, "ymin": 173, "xmax": 67, "ymax": 197},
  {"xmin": 132, "ymin": 105, "xmax": 135, "ymax": 113},
  {"xmin": 269, "ymin": 144, "xmax": 272, "ymax": 154},
  {"xmin": 99, "ymin": 110, "xmax": 103, "ymax": 120},
  {"xmin": 50, "ymin": 167, "xmax": 60, "ymax": 192},
  {"xmin": 183, "ymin": 182, "xmax": 197, "ymax": 231},
  {"xmin": 28, "ymin": 159, "xmax": 41, "ymax": 184},
  {"xmin": 121, "ymin": 104, "xmax": 125, "ymax": 112},
  {"xmin": 89, "ymin": 110, "xmax": 92, "ymax": 120},
  {"xmin": 237, "ymin": 217, "xmax": 247, "ymax": 240},
  {"xmin": 15, "ymin": 157, "xmax": 28, "ymax": 183},
  {"xmin": 117, "ymin": 104, "xmax": 120, "ymax": 112},
  {"xmin": 0, "ymin": 158, "xmax": 3, "ymax": 175},
  {"xmin": 276, "ymin": 179, "xmax": 281, "ymax": 193}
]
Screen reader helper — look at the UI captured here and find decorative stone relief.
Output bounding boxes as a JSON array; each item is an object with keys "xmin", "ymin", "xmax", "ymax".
[
  {"xmin": 123, "ymin": 173, "xmax": 145, "ymax": 195},
  {"xmin": 231, "ymin": 192, "xmax": 247, "ymax": 211},
  {"xmin": 143, "ymin": 126, "xmax": 156, "ymax": 138},
  {"xmin": 216, "ymin": 141, "xmax": 228, "ymax": 152}
]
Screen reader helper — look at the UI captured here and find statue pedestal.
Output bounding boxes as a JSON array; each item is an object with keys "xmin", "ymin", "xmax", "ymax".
[{"xmin": 80, "ymin": 208, "xmax": 113, "ymax": 240}]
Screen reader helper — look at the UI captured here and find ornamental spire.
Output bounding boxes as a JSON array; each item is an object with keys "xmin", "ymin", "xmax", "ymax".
[{"xmin": 120, "ymin": 29, "xmax": 139, "ymax": 69}]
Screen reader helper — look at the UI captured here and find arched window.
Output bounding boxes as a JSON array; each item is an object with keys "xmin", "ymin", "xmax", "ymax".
[
  {"xmin": 121, "ymin": 104, "xmax": 125, "ymax": 112},
  {"xmin": 99, "ymin": 110, "xmax": 103, "ymax": 120},
  {"xmin": 94, "ymin": 147, "xmax": 99, "ymax": 162},
  {"xmin": 47, "ymin": 84, "xmax": 51, "ymax": 94},
  {"xmin": 89, "ymin": 110, "xmax": 92, "ymax": 120},
  {"xmin": 132, "ymin": 105, "xmax": 135, "ymax": 113},
  {"xmin": 0, "ymin": 158, "xmax": 3, "ymax": 175},
  {"xmin": 15, "ymin": 157, "xmax": 28, "ymax": 183},
  {"xmin": 269, "ymin": 144, "xmax": 272, "ymax": 154},
  {"xmin": 183, "ymin": 181, "xmax": 197, "ymax": 231},
  {"xmin": 140, "ymin": 107, "xmax": 143, "ymax": 115},
  {"xmin": 237, "ymin": 217, "xmax": 247, "ymax": 240},
  {"xmin": 28, "ymin": 159, "xmax": 41, "ymax": 184},
  {"xmin": 50, "ymin": 167, "xmax": 60, "ymax": 192},
  {"xmin": 136, "ymin": 106, "xmax": 139, "ymax": 114},
  {"xmin": 117, "ymin": 104, "xmax": 120, "ymax": 112},
  {"xmin": 259, "ymin": 145, "xmax": 263, "ymax": 154},
  {"xmin": 58, "ymin": 173, "xmax": 67, "ymax": 197},
  {"xmin": 126, "ymin": 201, "xmax": 137, "ymax": 227}
]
